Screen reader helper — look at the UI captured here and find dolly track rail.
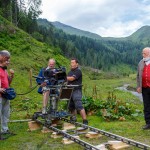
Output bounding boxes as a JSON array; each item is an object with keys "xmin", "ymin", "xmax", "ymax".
[
  {"xmin": 35, "ymin": 119, "xmax": 100, "ymax": 150},
  {"xmin": 60, "ymin": 118, "xmax": 150, "ymax": 150}
]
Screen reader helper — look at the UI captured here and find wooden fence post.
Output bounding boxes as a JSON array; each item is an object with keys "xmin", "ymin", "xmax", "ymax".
[{"xmin": 29, "ymin": 69, "xmax": 32, "ymax": 88}]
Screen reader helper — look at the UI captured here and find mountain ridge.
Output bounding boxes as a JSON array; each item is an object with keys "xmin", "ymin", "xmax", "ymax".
[
  {"xmin": 128, "ymin": 25, "xmax": 150, "ymax": 42},
  {"xmin": 50, "ymin": 19, "xmax": 150, "ymax": 42},
  {"xmin": 37, "ymin": 18, "xmax": 147, "ymax": 72},
  {"xmin": 48, "ymin": 20, "xmax": 102, "ymax": 40}
]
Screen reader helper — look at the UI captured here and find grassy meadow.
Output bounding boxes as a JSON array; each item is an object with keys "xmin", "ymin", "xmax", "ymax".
[
  {"xmin": 0, "ymin": 15, "xmax": 149, "ymax": 150},
  {"xmin": 1, "ymin": 73, "xmax": 149, "ymax": 150}
]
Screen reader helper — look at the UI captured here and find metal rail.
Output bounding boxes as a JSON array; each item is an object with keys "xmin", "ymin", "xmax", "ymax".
[
  {"xmin": 60, "ymin": 118, "xmax": 150, "ymax": 150},
  {"xmin": 35, "ymin": 119, "xmax": 100, "ymax": 150}
]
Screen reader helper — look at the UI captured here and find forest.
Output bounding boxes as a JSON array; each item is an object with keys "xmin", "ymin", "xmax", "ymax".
[{"xmin": 0, "ymin": 0, "xmax": 147, "ymax": 74}]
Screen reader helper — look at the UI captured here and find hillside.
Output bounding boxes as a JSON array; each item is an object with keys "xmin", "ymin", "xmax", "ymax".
[
  {"xmin": 38, "ymin": 19, "xmax": 101, "ymax": 39},
  {"xmin": 0, "ymin": 16, "xmax": 69, "ymax": 69},
  {"xmin": 0, "ymin": 15, "xmax": 70, "ymax": 104},
  {"xmin": 37, "ymin": 18, "xmax": 54, "ymax": 29},
  {"xmin": 37, "ymin": 18, "xmax": 145, "ymax": 73},
  {"xmin": 44, "ymin": 20, "xmax": 102, "ymax": 40},
  {"xmin": 49, "ymin": 19, "xmax": 150, "ymax": 46},
  {"xmin": 43, "ymin": 19, "xmax": 150, "ymax": 43},
  {"xmin": 128, "ymin": 25, "xmax": 150, "ymax": 44}
]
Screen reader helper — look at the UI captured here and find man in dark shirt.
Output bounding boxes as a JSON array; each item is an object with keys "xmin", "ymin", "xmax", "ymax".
[{"xmin": 67, "ymin": 58, "xmax": 88, "ymax": 125}]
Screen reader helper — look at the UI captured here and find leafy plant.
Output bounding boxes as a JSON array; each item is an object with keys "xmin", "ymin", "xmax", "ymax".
[
  {"xmin": 17, "ymin": 98, "xmax": 39, "ymax": 112},
  {"xmin": 82, "ymin": 92, "xmax": 142, "ymax": 121}
]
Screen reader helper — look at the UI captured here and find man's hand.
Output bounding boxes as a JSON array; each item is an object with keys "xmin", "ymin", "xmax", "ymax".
[
  {"xmin": 9, "ymin": 69, "xmax": 14, "ymax": 78},
  {"xmin": 41, "ymin": 82, "xmax": 47, "ymax": 87},
  {"xmin": 137, "ymin": 87, "xmax": 141, "ymax": 93},
  {"xmin": 67, "ymin": 76, "xmax": 75, "ymax": 81}
]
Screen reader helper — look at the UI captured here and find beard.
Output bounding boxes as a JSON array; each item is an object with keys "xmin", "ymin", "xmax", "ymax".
[{"xmin": 143, "ymin": 57, "xmax": 150, "ymax": 62}]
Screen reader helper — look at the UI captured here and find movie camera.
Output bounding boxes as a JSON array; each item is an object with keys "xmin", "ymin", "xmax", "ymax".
[
  {"xmin": 32, "ymin": 66, "xmax": 75, "ymax": 124},
  {"xmin": 43, "ymin": 66, "xmax": 67, "ymax": 85}
]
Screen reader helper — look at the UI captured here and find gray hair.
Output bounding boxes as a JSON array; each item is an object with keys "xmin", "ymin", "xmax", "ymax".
[
  {"xmin": 143, "ymin": 47, "xmax": 150, "ymax": 57},
  {"xmin": 0, "ymin": 51, "xmax": 10, "ymax": 63},
  {"xmin": 49, "ymin": 58, "xmax": 55, "ymax": 63},
  {"xmin": 1, "ymin": 50, "xmax": 10, "ymax": 57}
]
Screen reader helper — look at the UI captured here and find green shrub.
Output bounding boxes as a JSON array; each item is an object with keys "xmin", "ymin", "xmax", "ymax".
[{"xmin": 82, "ymin": 93, "xmax": 142, "ymax": 121}]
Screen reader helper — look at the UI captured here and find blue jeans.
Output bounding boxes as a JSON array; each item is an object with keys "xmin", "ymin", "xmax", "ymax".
[{"xmin": 0, "ymin": 97, "xmax": 10, "ymax": 132}]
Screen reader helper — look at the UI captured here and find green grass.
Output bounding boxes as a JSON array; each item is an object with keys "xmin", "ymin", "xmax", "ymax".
[
  {"xmin": 0, "ymin": 115, "xmax": 149, "ymax": 150},
  {"xmin": 0, "ymin": 76, "xmax": 148, "ymax": 150},
  {"xmin": 82, "ymin": 74, "xmax": 139, "ymax": 102},
  {"xmin": 0, "ymin": 15, "xmax": 149, "ymax": 149}
]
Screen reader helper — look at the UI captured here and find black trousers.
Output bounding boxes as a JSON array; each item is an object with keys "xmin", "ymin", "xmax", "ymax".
[{"xmin": 142, "ymin": 87, "xmax": 150, "ymax": 125}]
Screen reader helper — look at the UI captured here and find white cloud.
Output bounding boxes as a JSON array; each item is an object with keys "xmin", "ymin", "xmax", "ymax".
[
  {"xmin": 40, "ymin": 0, "xmax": 150, "ymax": 37},
  {"xmin": 96, "ymin": 21, "xmax": 143, "ymax": 37}
]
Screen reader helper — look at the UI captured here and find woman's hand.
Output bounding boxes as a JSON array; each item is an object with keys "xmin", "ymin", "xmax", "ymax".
[{"xmin": 0, "ymin": 88, "xmax": 6, "ymax": 93}]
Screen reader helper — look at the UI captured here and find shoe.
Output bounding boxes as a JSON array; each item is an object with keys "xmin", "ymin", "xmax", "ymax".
[
  {"xmin": 1, "ymin": 130, "xmax": 9, "ymax": 134},
  {"xmin": 83, "ymin": 120, "xmax": 88, "ymax": 125},
  {"xmin": 70, "ymin": 116, "xmax": 77, "ymax": 122},
  {"xmin": 42, "ymin": 107, "xmax": 47, "ymax": 114},
  {"xmin": 142, "ymin": 124, "xmax": 150, "ymax": 130},
  {"xmin": 83, "ymin": 120, "xmax": 88, "ymax": 129},
  {"xmin": 0, "ymin": 136, "xmax": 6, "ymax": 140},
  {"xmin": 1, "ymin": 130, "xmax": 16, "ymax": 135}
]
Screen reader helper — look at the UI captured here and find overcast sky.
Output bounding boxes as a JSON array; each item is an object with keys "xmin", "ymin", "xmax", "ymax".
[{"xmin": 39, "ymin": 0, "xmax": 150, "ymax": 37}]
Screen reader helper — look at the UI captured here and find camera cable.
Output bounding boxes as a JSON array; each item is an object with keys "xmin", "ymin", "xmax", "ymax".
[{"xmin": 16, "ymin": 84, "xmax": 39, "ymax": 95}]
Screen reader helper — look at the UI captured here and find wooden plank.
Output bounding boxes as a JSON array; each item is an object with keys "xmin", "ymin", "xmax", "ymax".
[
  {"xmin": 95, "ymin": 144, "xmax": 108, "ymax": 150},
  {"xmin": 28, "ymin": 121, "xmax": 41, "ymax": 131},
  {"xmin": 85, "ymin": 131, "xmax": 102, "ymax": 139},
  {"xmin": 107, "ymin": 141, "xmax": 130, "ymax": 150},
  {"xmin": 52, "ymin": 119, "xmax": 62, "ymax": 125},
  {"xmin": 41, "ymin": 126, "xmax": 53, "ymax": 133},
  {"xmin": 51, "ymin": 132, "xmax": 62, "ymax": 138},
  {"xmin": 63, "ymin": 123, "xmax": 76, "ymax": 130},
  {"xmin": 62, "ymin": 136, "xmax": 79, "ymax": 145}
]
